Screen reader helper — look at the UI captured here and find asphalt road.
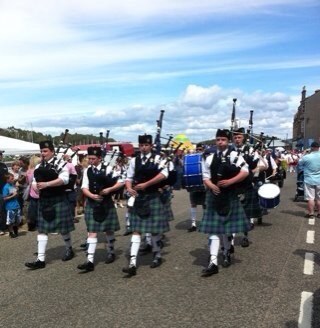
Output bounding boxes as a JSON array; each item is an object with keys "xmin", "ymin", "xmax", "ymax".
[{"xmin": 0, "ymin": 173, "xmax": 319, "ymax": 328}]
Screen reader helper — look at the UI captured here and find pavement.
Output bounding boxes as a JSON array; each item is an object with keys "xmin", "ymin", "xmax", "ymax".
[{"xmin": 0, "ymin": 173, "xmax": 319, "ymax": 328}]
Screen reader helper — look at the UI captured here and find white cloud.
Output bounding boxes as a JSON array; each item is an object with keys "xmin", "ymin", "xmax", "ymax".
[{"xmin": 0, "ymin": 84, "xmax": 300, "ymax": 142}]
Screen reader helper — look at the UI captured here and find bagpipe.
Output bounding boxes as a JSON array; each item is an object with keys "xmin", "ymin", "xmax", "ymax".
[
  {"xmin": 99, "ymin": 130, "xmax": 123, "ymax": 170},
  {"xmin": 48, "ymin": 129, "xmax": 80, "ymax": 174}
]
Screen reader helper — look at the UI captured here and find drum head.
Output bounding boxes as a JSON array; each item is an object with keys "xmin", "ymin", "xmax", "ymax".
[{"xmin": 258, "ymin": 183, "xmax": 280, "ymax": 199}]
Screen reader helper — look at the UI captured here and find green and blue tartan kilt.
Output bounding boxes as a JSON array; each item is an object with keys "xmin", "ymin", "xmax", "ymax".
[
  {"xmin": 241, "ymin": 185, "xmax": 263, "ymax": 219},
  {"xmin": 38, "ymin": 195, "xmax": 75, "ymax": 234},
  {"xmin": 129, "ymin": 192, "xmax": 170, "ymax": 234},
  {"xmin": 199, "ymin": 190, "xmax": 251, "ymax": 235},
  {"xmin": 161, "ymin": 189, "xmax": 174, "ymax": 221},
  {"xmin": 84, "ymin": 199, "xmax": 120, "ymax": 232},
  {"xmin": 189, "ymin": 190, "xmax": 206, "ymax": 206}
]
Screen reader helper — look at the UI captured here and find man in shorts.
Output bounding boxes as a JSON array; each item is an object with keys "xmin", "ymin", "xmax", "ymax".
[{"xmin": 298, "ymin": 142, "xmax": 320, "ymax": 218}]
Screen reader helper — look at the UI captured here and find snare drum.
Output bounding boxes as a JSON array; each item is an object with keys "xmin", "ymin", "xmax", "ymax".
[
  {"xmin": 183, "ymin": 154, "xmax": 205, "ymax": 191},
  {"xmin": 258, "ymin": 183, "xmax": 281, "ymax": 209}
]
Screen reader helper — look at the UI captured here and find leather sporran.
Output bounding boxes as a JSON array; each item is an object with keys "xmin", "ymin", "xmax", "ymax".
[
  {"xmin": 134, "ymin": 195, "xmax": 151, "ymax": 219},
  {"xmin": 42, "ymin": 206, "xmax": 56, "ymax": 222},
  {"xmin": 214, "ymin": 193, "xmax": 230, "ymax": 216},
  {"xmin": 92, "ymin": 203, "xmax": 106, "ymax": 222}
]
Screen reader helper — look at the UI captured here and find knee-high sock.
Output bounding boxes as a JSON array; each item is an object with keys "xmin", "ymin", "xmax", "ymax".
[
  {"xmin": 87, "ymin": 237, "xmax": 97, "ymax": 263},
  {"xmin": 151, "ymin": 234, "xmax": 161, "ymax": 258},
  {"xmin": 190, "ymin": 208, "xmax": 196, "ymax": 225},
  {"xmin": 61, "ymin": 233, "xmax": 72, "ymax": 249},
  {"xmin": 231, "ymin": 233, "xmax": 235, "ymax": 246},
  {"xmin": 209, "ymin": 235, "xmax": 220, "ymax": 265},
  {"xmin": 130, "ymin": 235, "xmax": 141, "ymax": 267},
  {"xmin": 125, "ymin": 211, "xmax": 130, "ymax": 227},
  {"xmin": 37, "ymin": 234, "xmax": 48, "ymax": 262},
  {"xmin": 222, "ymin": 234, "xmax": 231, "ymax": 255},
  {"xmin": 106, "ymin": 234, "xmax": 115, "ymax": 254}
]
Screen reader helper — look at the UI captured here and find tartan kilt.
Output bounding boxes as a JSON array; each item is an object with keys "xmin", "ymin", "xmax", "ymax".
[
  {"xmin": 38, "ymin": 195, "xmax": 75, "ymax": 234},
  {"xmin": 241, "ymin": 185, "xmax": 263, "ymax": 219},
  {"xmin": 189, "ymin": 190, "xmax": 206, "ymax": 206},
  {"xmin": 85, "ymin": 199, "xmax": 120, "ymax": 232},
  {"xmin": 162, "ymin": 189, "xmax": 174, "ymax": 221},
  {"xmin": 163, "ymin": 198, "xmax": 174, "ymax": 222},
  {"xmin": 129, "ymin": 192, "xmax": 170, "ymax": 234},
  {"xmin": 199, "ymin": 190, "xmax": 251, "ymax": 235}
]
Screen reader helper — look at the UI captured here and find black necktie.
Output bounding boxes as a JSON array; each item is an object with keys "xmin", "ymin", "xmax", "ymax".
[
  {"xmin": 142, "ymin": 156, "xmax": 147, "ymax": 163},
  {"xmin": 218, "ymin": 151, "xmax": 222, "ymax": 158},
  {"xmin": 94, "ymin": 167, "xmax": 98, "ymax": 174}
]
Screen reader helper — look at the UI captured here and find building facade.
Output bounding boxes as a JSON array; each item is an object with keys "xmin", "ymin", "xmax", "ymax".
[{"xmin": 293, "ymin": 86, "xmax": 320, "ymax": 148}]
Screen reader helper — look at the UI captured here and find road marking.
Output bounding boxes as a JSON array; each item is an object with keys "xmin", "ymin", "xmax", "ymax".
[
  {"xmin": 308, "ymin": 218, "xmax": 315, "ymax": 225},
  {"xmin": 303, "ymin": 253, "xmax": 314, "ymax": 275},
  {"xmin": 298, "ymin": 291, "xmax": 313, "ymax": 328},
  {"xmin": 306, "ymin": 231, "xmax": 315, "ymax": 244}
]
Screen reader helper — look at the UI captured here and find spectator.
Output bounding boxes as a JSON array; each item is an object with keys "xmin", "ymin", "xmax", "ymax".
[
  {"xmin": 18, "ymin": 156, "xmax": 30, "ymax": 224},
  {"xmin": 2, "ymin": 173, "xmax": 21, "ymax": 238},
  {"xmin": 9, "ymin": 160, "xmax": 20, "ymax": 184},
  {"xmin": 298, "ymin": 142, "xmax": 320, "ymax": 218},
  {"xmin": 26, "ymin": 155, "xmax": 41, "ymax": 231},
  {"xmin": 0, "ymin": 150, "xmax": 9, "ymax": 235}
]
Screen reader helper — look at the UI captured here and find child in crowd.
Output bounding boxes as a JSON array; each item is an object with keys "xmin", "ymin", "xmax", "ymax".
[{"xmin": 2, "ymin": 173, "xmax": 21, "ymax": 238}]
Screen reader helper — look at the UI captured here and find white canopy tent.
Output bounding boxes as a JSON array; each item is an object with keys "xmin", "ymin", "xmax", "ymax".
[{"xmin": 0, "ymin": 136, "xmax": 39, "ymax": 156}]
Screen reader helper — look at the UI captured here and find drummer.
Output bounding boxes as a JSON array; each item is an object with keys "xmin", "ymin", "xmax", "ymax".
[{"xmin": 186, "ymin": 143, "xmax": 206, "ymax": 232}]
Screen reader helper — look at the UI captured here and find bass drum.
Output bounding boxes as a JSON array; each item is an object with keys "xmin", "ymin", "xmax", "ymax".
[
  {"xmin": 182, "ymin": 153, "xmax": 205, "ymax": 191},
  {"xmin": 258, "ymin": 183, "xmax": 281, "ymax": 209}
]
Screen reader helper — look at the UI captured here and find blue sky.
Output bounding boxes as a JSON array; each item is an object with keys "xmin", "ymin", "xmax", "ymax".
[{"xmin": 0, "ymin": 0, "xmax": 319, "ymax": 143}]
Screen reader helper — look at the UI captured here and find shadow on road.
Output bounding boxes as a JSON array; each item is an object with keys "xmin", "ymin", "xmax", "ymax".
[{"xmin": 280, "ymin": 210, "xmax": 305, "ymax": 218}]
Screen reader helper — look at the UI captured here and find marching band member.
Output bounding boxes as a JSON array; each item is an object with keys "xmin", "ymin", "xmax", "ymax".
[
  {"xmin": 232, "ymin": 128, "xmax": 262, "ymax": 247},
  {"xmin": 199, "ymin": 129, "xmax": 251, "ymax": 277},
  {"xmin": 77, "ymin": 146, "xmax": 123, "ymax": 272},
  {"xmin": 186, "ymin": 143, "xmax": 206, "ymax": 232},
  {"xmin": 25, "ymin": 140, "xmax": 75, "ymax": 270},
  {"xmin": 123, "ymin": 134, "xmax": 170, "ymax": 276}
]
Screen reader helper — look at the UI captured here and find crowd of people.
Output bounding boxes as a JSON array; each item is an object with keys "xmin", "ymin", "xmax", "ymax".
[{"xmin": 0, "ymin": 130, "xmax": 317, "ymax": 277}]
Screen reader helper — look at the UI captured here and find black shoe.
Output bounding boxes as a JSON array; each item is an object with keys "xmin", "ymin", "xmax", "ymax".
[
  {"xmin": 9, "ymin": 232, "xmax": 18, "ymax": 238},
  {"xmin": 229, "ymin": 244, "xmax": 235, "ymax": 254},
  {"xmin": 305, "ymin": 213, "xmax": 315, "ymax": 218},
  {"xmin": 105, "ymin": 253, "xmax": 115, "ymax": 264},
  {"xmin": 123, "ymin": 230, "xmax": 132, "ymax": 236},
  {"xmin": 77, "ymin": 261, "xmax": 94, "ymax": 272},
  {"xmin": 150, "ymin": 256, "xmax": 162, "ymax": 269},
  {"xmin": 62, "ymin": 248, "xmax": 75, "ymax": 261},
  {"xmin": 139, "ymin": 243, "xmax": 152, "ymax": 255},
  {"xmin": 187, "ymin": 225, "xmax": 197, "ymax": 232},
  {"xmin": 80, "ymin": 242, "xmax": 88, "ymax": 250},
  {"xmin": 122, "ymin": 265, "xmax": 137, "ymax": 276},
  {"xmin": 241, "ymin": 237, "xmax": 250, "ymax": 248},
  {"xmin": 221, "ymin": 252, "xmax": 231, "ymax": 268},
  {"xmin": 250, "ymin": 223, "xmax": 255, "ymax": 230},
  {"xmin": 257, "ymin": 217, "xmax": 262, "ymax": 225},
  {"xmin": 25, "ymin": 259, "xmax": 46, "ymax": 270},
  {"xmin": 202, "ymin": 263, "xmax": 219, "ymax": 277},
  {"xmin": 13, "ymin": 226, "xmax": 18, "ymax": 235}
]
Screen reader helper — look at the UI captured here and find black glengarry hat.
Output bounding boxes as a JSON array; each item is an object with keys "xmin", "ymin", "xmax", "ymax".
[
  {"xmin": 233, "ymin": 127, "xmax": 246, "ymax": 135},
  {"xmin": 216, "ymin": 129, "xmax": 231, "ymax": 140},
  {"xmin": 87, "ymin": 146, "xmax": 102, "ymax": 157},
  {"xmin": 39, "ymin": 140, "xmax": 54, "ymax": 151},
  {"xmin": 138, "ymin": 134, "xmax": 153, "ymax": 144}
]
